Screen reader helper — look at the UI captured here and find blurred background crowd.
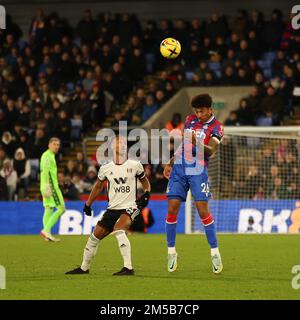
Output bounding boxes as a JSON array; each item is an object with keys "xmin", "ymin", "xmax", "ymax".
[{"xmin": 0, "ymin": 8, "xmax": 300, "ymax": 200}]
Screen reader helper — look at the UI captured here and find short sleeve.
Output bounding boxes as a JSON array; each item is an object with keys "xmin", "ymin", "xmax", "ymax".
[
  {"xmin": 136, "ymin": 162, "xmax": 145, "ymax": 179},
  {"xmin": 98, "ymin": 165, "xmax": 107, "ymax": 181},
  {"xmin": 211, "ymin": 124, "xmax": 224, "ymax": 142}
]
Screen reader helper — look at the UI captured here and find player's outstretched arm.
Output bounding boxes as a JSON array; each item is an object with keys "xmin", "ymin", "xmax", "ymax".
[{"xmin": 85, "ymin": 179, "xmax": 105, "ymax": 212}]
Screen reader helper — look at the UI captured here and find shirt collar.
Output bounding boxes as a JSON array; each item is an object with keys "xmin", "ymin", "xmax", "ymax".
[{"xmin": 203, "ymin": 115, "xmax": 215, "ymax": 125}]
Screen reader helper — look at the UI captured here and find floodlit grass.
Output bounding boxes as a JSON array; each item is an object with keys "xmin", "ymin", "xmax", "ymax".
[{"xmin": 0, "ymin": 234, "xmax": 300, "ymax": 300}]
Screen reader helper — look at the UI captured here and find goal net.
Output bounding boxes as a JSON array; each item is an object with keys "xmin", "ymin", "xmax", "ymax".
[{"xmin": 185, "ymin": 127, "xmax": 300, "ymax": 234}]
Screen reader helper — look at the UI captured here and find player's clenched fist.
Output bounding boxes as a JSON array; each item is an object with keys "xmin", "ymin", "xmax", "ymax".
[
  {"xmin": 137, "ymin": 191, "xmax": 150, "ymax": 208},
  {"xmin": 163, "ymin": 164, "xmax": 172, "ymax": 179},
  {"xmin": 83, "ymin": 203, "xmax": 93, "ymax": 216}
]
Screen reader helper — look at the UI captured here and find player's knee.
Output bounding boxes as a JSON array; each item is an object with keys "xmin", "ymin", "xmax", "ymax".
[
  {"xmin": 167, "ymin": 204, "xmax": 180, "ymax": 215},
  {"xmin": 57, "ymin": 205, "xmax": 65, "ymax": 215},
  {"xmin": 166, "ymin": 213, "xmax": 178, "ymax": 224}
]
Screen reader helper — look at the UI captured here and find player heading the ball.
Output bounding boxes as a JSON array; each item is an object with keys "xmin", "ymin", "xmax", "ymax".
[{"xmin": 164, "ymin": 94, "xmax": 224, "ymax": 274}]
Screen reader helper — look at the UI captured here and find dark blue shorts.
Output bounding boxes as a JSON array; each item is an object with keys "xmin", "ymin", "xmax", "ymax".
[{"xmin": 166, "ymin": 164, "xmax": 211, "ymax": 202}]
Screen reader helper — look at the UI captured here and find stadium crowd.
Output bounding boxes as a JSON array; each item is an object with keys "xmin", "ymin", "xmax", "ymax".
[{"xmin": 0, "ymin": 8, "xmax": 300, "ymax": 199}]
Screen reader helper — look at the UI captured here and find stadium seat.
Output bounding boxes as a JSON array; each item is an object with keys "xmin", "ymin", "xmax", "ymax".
[
  {"xmin": 185, "ymin": 72, "xmax": 194, "ymax": 81},
  {"xmin": 261, "ymin": 51, "xmax": 276, "ymax": 62},
  {"xmin": 29, "ymin": 159, "xmax": 39, "ymax": 181}
]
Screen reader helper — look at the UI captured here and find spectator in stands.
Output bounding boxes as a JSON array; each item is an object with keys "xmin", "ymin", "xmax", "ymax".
[
  {"xmin": 271, "ymin": 50, "xmax": 286, "ymax": 77},
  {"xmin": 261, "ymin": 9, "xmax": 284, "ymax": 50},
  {"xmin": 0, "ymin": 148, "xmax": 9, "ymax": 170},
  {"xmin": 0, "ymin": 174, "xmax": 8, "ymax": 200},
  {"xmin": 142, "ymin": 94, "xmax": 158, "ymax": 122},
  {"xmin": 263, "ymin": 164, "xmax": 280, "ymax": 190},
  {"xmin": 248, "ymin": 9, "xmax": 264, "ymax": 35},
  {"xmin": 222, "ymin": 66, "xmax": 237, "ymax": 86},
  {"xmin": 1, "ymin": 131, "xmax": 16, "ymax": 158},
  {"xmin": 55, "ymin": 110, "xmax": 71, "ymax": 143},
  {"xmin": 64, "ymin": 160, "xmax": 78, "ymax": 178},
  {"xmin": 75, "ymin": 151, "xmax": 88, "ymax": 176},
  {"xmin": 165, "ymin": 113, "xmax": 184, "ymax": 132},
  {"xmin": 58, "ymin": 172, "xmax": 79, "ymax": 200},
  {"xmin": 266, "ymin": 176, "xmax": 286, "ymax": 199},
  {"xmin": 151, "ymin": 165, "xmax": 168, "ymax": 193},
  {"xmin": 15, "ymin": 130, "xmax": 30, "ymax": 155},
  {"xmin": 286, "ymin": 182, "xmax": 300, "ymax": 199},
  {"xmin": 261, "ymin": 86, "xmax": 284, "ymax": 124},
  {"xmin": 205, "ymin": 11, "xmax": 228, "ymax": 40},
  {"xmin": 231, "ymin": 9, "xmax": 248, "ymax": 39},
  {"xmin": 222, "ymin": 49, "xmax": 236, "ymax": 70},
  {"xmin": 0, "ymin": 159, "xmax": 17, "ymax": 200},
  {"xmin": 236, "ymin": 98, "xmax": 253, "ymax": 125},
  {"xmin": 155, "ymin": 90, "xmax": 167, "ymax": 107},
  {"xmin": 224, "ymin": 111, "xmax": 240, "ymax": 126},
  {"xmin": 236, "ymin": 68, "xmax": 251, "ymax": 86},
  {"xmin": 17, "ymin": 103, "xmax": 31, "ymax": 128},
  {"xmin": 72, "ymin": 173, "xmax": 87, "ymax": 194},
  {"xmin": 256, "ymin": 111, "xmax": 275, "ymax": 126},
  {"xmin": 236, "ymin": 40, "xmax": 251, "ymax": 65},
  {"xmin": 111, "ymin": 109, "xmax": 123, "ymax": 127},
  {"xmin": 73, "ymin": 91, "xmax": 91, "ymax": 133},
  {"xmin": 89, "ymin": 83, "xmax": 106, "ymax": 127},
  {"xmin": 240, "ymin": 165, "xmax": 263, "ymax": 199},
  {"xmin": 83, "ymin": 165, "xmax": 98, "ymax": 192},
  {"xmin": 77, "ymin": 9, "xmax": 97, "ymax": 45},
  {"xmin": 246, "ymin": 86, "xmax": 261, "ymax": 117},
  {"xmin": 29, "ymin": 8, "xmax": 46, "ymax": 45},
  {"xmin": 28, "ymin": 128, "xmax": 48, "ymax": 159},
  {"xmin": 13, "ymin": 148, "xmax": 31, "ymax": 197},
  {"xmin": 247, "ymin": 30, "xmax": 260, "ymax": 59},
  {"xmin": 185, "ymin": 40, "xmax": 201, "ymax": 69}
]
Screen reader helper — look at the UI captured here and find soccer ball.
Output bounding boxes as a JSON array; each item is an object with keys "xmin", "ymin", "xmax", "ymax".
[{"xmin": 160, "ymin": 38, "xmax": 181, "ymax": 59}]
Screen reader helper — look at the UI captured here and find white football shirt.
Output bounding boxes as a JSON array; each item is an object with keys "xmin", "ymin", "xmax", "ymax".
[{"xmin": 98, "ymin": 159, "xmax": 145, "ymax": 210}]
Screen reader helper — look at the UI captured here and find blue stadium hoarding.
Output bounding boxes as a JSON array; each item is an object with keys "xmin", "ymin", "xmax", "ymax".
[{"xmin": 0, "ymin": 200, "xmax": 299, "ymax": 234}]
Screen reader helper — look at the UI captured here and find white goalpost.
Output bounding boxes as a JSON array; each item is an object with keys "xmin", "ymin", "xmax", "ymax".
[{"xmin": 185, "ymin": 126, "xmax": 300, "ymax": 234}]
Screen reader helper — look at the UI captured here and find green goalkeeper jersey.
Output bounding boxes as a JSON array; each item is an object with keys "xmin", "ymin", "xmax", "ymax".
[{"xmin": 40, "ymin": 149, "xmax": 59, "ymax": 193}]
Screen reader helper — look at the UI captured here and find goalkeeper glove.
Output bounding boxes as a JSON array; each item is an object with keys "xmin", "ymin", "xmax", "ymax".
[
  {"xmin": 83, "ymin": 203, "xmax": 93, "ymax": 216},
  {"xmin": 137, "ymin": 191, "xmax": 150, "ymax": 209}
]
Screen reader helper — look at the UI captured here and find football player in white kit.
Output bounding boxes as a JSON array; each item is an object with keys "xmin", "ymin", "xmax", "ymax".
[{"xmin": 66, "ymin": 135, "xmax": 151, "ymax": 276}]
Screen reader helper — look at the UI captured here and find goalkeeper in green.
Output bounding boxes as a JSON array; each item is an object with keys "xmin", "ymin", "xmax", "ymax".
[{"xmin": 40, "ymin": 137, "xmax": 65, "ymax": 242}]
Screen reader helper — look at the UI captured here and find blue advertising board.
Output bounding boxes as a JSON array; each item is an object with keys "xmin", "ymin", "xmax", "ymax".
[{"xmin": 0, "ymin": 200, "xmax": 299, "ymax": 234}]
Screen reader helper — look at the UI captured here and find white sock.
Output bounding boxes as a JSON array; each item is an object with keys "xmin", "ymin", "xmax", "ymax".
[
  {"xmin": 115, "ymin": 230, "xmax": 132, "ymax": 270},
  {"xmin": 168, "ymin": 247, "xmax": 176, "ymax": 254},
  {"xmin": 81, "ymin": 233, "xmax": 100, "ymax": 271},
  {"xmin": 211, "ymin": 247, "xmax": 220, "ymax": 256}
]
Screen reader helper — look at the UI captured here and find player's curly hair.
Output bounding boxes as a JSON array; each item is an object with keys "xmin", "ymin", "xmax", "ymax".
[{"xmin": 191, "ymin": 94, "xmax": 212, "ymax": 108}]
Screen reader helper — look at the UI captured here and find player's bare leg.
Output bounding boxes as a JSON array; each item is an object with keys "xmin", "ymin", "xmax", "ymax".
[
  {"xmin": 65, "ymin": 224, "xmax": 110, "ymax": 274},
  {"xmin": 166, "ymin": 199, "xmax": 181, "ymax": 272},
  {"xmin": 195, "ymin": 201, "xmax": 223, "ymax": 274},
  {"xmin": 112, "ymin": 214, "xmax": 134, "ymax": 276}
]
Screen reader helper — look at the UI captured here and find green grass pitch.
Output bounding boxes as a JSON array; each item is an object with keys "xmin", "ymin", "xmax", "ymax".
[{"xmin": 0, "ymin": 234, "xmax": 300, "ymax": 300}]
